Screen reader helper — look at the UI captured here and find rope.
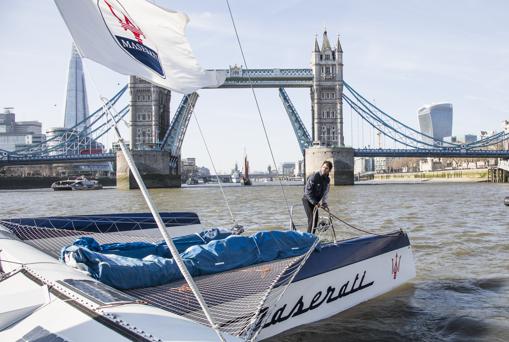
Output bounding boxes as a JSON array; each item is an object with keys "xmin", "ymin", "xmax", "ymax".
[
  {"xmin": 225, "ymin": 0, "xmax": 294, "ymax": 228},
  {"xmin": 0, "ymin": 259, "xmax": 61, "ymax": 267},
  {"xmin": 193, "ymin": 110, "xmax": 238, "ymax": 227},
  {"xmin": 320, "ymin": 207, "xmax": 400, "ymax": 237}
]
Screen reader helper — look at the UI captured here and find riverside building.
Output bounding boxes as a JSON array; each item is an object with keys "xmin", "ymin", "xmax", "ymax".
[{"xmin": 0, "ymin": 108, "xmax": 45, "ymax": 152}]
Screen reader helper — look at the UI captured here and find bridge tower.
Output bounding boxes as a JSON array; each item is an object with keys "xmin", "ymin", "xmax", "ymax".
[
  {"xmin": 310, "ymin": 30, "xmax": 344, "ymax": 147},
  {"xmin": 306, "ymin": 31, "xmax": 354, "ymax": 185},
  {"xmin": 117, "ymin": 77, "xmax": 179, "ymax": 189},
  {"xmin": 128, "ymin": 76, "xmax": 171, "ymax": 150}
]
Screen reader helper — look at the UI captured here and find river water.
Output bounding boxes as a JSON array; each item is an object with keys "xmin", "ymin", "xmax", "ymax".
[{"xmin": 1, "ymin": 182, "xmax": 508, "ymax": 341}]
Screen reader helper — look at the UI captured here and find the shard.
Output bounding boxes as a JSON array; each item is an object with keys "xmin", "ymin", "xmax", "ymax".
[{"xmin": 63, "ymin": 44, "xmax": 89, "ymax": 134}]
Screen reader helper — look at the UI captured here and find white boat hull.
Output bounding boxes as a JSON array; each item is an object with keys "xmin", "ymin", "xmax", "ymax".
[
  {"xmin": 257, "ymin": 244, "xmax": 415, "ymax": 339},
  {"xmin": 1, "ymin": 214, "xmax": 415, "ymax": 341}
]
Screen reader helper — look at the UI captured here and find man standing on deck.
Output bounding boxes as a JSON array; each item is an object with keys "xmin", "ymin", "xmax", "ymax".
[{"xmin": 302, "ymin": 161, "xmax": 332, "ymax": 233}]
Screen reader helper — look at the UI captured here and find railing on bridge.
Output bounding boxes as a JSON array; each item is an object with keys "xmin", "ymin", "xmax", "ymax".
[{"xmin": 354, "ymin": 148, "xmax": 509, "ymax": 158}]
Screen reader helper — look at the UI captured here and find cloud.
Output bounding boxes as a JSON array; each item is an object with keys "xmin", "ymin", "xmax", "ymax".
[{"xmin": 187, "ymin": 11, "xmax": 232, "ymax": 35}]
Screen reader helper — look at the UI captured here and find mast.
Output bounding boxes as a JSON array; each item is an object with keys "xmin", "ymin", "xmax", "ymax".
[
  {"xmin": 244, "ymin": 155, "xmax": 249, "ymax": 179},
  {"xmin": 241, "ymin": 153, "xmax": 251, "ymax": 185}
]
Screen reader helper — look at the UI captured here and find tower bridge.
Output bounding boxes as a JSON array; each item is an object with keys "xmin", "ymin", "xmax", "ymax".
[
  {"xmin": 2, "ymin": 32, "xmax": 509, "ymax": 186},
  {"xmin": 216, "ymin": 67, "xmax": 313, "ymax": 88}
]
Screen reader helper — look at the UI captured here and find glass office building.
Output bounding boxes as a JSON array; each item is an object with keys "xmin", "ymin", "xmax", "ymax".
[
  {"xmin": 64, "ymin": 45, "xmax": 90, "ymax": 134},
  {"xmin": 418, "ymin": 103, "xmax": 453, "ymax": 146}
]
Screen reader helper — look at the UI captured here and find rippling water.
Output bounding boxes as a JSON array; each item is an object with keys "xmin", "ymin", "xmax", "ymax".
[{"xmin": 1, "ymin": 182, "xmax": 508, "ymax": 341}]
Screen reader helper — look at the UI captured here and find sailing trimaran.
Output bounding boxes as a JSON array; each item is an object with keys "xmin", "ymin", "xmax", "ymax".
[{"xmin": 0, "ymin": 0, "xmax": 416, "ymax": 341}]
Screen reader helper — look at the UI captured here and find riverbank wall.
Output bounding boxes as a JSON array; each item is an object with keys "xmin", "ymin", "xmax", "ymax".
[
  {"xmin": 374, "ymin": 168, "xmax": 488, "ymax": 182},
  {"xmin": 0, "ymin": 176, "xmax": 116, "ymax": 189}
]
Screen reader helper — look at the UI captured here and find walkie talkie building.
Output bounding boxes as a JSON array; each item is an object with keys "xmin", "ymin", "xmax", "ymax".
[{"xmin": 418, "ymin": 103, "xmax": 453, "ymax": 145}]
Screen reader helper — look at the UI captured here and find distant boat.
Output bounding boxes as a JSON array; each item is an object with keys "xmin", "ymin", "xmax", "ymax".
[
  {"xmin": 231, "ymin": 170, "xmax": 241, "ymax": 183},
  {"xmin": 185, "ymin": 177, "xmax": 199, "ymax": 185},
  {"xmin": 241, "ymin": 154, "xmax": 252, "ymax": 186},
  {"xmin": 51, "ymin": 177, "xmax": 103, "ymax": 191}
]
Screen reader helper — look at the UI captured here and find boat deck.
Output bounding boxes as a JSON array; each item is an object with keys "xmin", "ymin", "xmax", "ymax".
[
  {"xmin": 0, "ymin": 215, "xmax": 304, "ymax": 338},
  {"xmin": 125, "ymin": 257, "xmax": 298, "ymax": 336}
]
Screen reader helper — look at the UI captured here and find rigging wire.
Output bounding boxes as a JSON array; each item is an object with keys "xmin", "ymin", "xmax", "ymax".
[
  {"xmin": 81, "ymin": 64, "xmax": 226, "ymax": 341},
  {"xmin": 192, "ymin": 110, "xmax": 239, "ymax": 227},
  {"xmin": 225, "ymin": 0, "xmax": 294, "ymax": 228}
]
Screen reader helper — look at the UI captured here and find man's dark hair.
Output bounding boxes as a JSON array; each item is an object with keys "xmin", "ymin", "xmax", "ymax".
[{"xmin": 322, "ymin": 161, "xmax": 333, "ymax": 169}]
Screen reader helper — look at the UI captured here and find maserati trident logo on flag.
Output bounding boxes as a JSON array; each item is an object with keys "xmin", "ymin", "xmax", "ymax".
[
  {"xmin": 99, "ymin": 0, "xmax": 165, "ymax": 77},
  {"xmin": 54, "ymin": 0, "xmax": 225, "ymax": 94}
]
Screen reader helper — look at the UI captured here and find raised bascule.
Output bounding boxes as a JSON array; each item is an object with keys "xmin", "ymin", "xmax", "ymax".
[{"xmin": 1, "ymin": 31, "xmax": 509, "ymax": 186}]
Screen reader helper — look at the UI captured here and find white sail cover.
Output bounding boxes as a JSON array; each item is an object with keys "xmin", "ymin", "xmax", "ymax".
[{"xmin": 54, "ymin": 0, "xmax": 225, "ymax": 94}]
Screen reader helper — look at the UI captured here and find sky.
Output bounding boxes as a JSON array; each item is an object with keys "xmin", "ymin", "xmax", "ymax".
[{"xmin": 1, "ymin": 0, "xmax": 508, "ymax": 173}]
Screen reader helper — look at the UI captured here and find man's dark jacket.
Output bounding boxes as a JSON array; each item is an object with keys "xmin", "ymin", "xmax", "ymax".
[{"xmin": 303, "ymin": 171, "xmax": 330, "ymax": 205}]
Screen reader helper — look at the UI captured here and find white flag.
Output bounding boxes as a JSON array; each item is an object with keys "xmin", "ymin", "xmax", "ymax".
[{"xmin": 54, "ymin": 0, "xmax": 225, "ymax": 94}]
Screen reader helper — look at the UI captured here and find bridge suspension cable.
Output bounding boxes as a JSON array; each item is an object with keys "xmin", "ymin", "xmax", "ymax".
[
  {"xmin": 343, "ymin": 94, "xmax": 428, "ymax": 149},
  {"xmin": 343, "ymin": 82, "xmax": 509, "ymax": 151},
  {"xmin": 344, "ymin": 82, "xmax": 458, "ymax": 148},
  {"xmin": 8, "ymin": 85, "xmax": 128, "ymax": 159}
]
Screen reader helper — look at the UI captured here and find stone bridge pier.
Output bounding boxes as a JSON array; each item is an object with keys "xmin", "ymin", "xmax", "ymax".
[{"xmin": 305, "ymin": 146, "xmax": 354, "ymax": 185}]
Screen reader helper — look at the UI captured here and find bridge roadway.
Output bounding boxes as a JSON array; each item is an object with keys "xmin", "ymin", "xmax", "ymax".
[
  {"xmin": 209, "ymin": 68, "xmax": 313, "ymax": 88},
  {"xmin": 354, "ymin": 148, "xmax": 509, "ymax": 158},
  {"xmin": 2, "ymin": 149, "xmax": 509, "ymax": 167},
  {"xmin": 0, "ymin": 153, "xmax": 115, "ymax": 166}
]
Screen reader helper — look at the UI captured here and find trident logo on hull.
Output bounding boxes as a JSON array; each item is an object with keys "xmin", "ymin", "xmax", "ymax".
[{"xmin": 391, "ymin": 252, "xmax": 401, "ymax": 279}]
